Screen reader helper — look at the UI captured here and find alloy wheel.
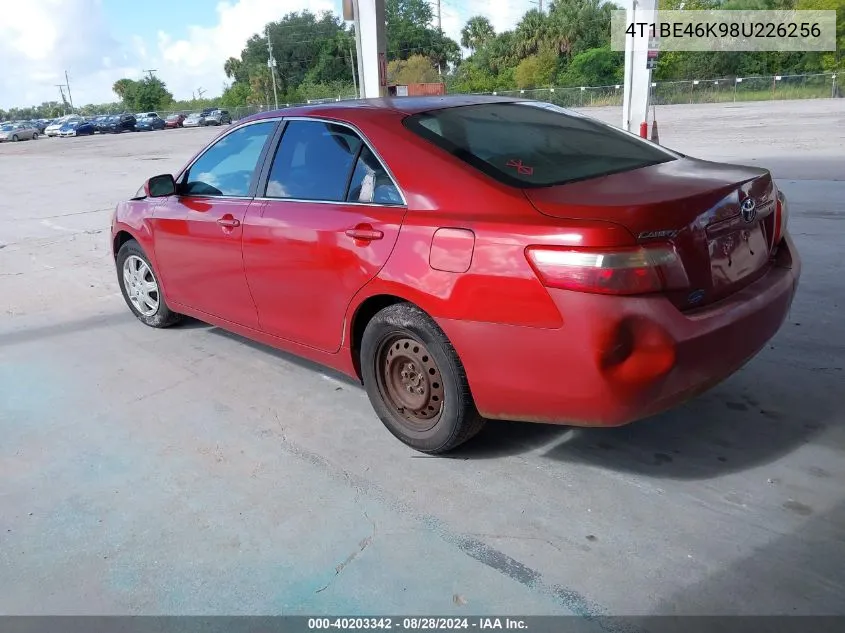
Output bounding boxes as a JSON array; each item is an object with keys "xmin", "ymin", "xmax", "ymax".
[{"xmin": 122, "ymin": 255, "xmax": 160, "ymax": 317}]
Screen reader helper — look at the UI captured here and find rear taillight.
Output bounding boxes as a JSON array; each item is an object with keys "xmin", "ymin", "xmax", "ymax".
[
  {"xmin": 772, "ymin": 189, "xmax": 789, "ymax": 246},
  {"xmin": 526, "ymin": 245, "xmax": 689, "ymax": 296}
]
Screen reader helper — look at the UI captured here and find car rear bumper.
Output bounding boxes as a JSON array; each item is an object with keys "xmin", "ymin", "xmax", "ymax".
[{"xmin": 438, "ymin": 233, "xmax": 801, "ymax": 427}]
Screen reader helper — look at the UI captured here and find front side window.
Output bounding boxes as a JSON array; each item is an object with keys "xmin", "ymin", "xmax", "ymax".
[
  {"xmin": 265, "ymin": 120, "xmax": 363, "ymax": 201},
  {"xmin": 404, "ymin": 102, "xmax": 678, "ymax": 188},
  {"xmin": 182, "ymin": 121, "xmax": 276, "ymax": 197}
]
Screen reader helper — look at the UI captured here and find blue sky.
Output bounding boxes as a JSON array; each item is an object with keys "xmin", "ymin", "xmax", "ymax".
[{"xmin": 0, "ymin": 0, "xmax": 529, "ymax": 110}]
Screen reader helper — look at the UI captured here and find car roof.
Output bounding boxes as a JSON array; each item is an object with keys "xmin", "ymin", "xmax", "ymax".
[{"xmin": 242, "ymin": 94, "xmax": 521, "ymax": 124}]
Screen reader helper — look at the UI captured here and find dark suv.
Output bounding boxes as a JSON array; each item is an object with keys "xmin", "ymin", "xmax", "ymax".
[
  {"xmin": 204, "ymin": 109, "xmax": 232, "ymax": 126},
  {"xmin": 102, "ymin": 114, "xmax": 137, "ymax": 133}
]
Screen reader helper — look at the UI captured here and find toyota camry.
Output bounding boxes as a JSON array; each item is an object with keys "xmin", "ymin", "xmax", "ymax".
[{"xmin": 111, "ymin": 96, "xmax": 800, "ymax": 453}]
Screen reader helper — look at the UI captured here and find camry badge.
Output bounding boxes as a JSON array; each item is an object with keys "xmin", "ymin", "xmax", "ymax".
[{"xmin": 740, "ymin": 197, "xmax": 757, "ymax": 223}]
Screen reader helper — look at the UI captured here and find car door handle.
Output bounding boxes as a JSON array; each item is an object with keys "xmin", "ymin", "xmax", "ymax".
[
  {"xmin": 217, "ymin": 216, "xmax": 241, "ymax": 228},
  {"xmin": 345, "ymin": 225, "xmax": 383, "ymax": 241}
]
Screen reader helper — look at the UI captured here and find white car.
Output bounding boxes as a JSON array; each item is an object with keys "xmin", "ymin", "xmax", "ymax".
[
  {"xmin": 45, "ymin": 115, "xmax": 82, "ymax": 137},
  {"xmin": 44, "ymin": 122, "xmax": 63, "ymax": 137}
]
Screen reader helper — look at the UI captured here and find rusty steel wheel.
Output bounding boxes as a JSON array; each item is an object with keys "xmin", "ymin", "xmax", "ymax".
[
  {"xmin": 376, "ymin": 335, "xmax": 445, "ymax": 432},
  {"xmin": 360, "ymin": 303, "xmax": 486, "ymax": 453}
]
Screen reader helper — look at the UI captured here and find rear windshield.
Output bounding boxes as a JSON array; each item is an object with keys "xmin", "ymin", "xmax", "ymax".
[{"xmin": 403, "ymin": 101, "xmax": 678, "ymax": 188}]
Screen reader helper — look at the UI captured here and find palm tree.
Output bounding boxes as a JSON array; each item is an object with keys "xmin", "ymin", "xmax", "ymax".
[
  {"xmin": 460, "ymin": 16, "xmax": 495, "ymax": 52},
  {"xmin": 513, "ymin": 10, "xmax": 550, "ymax": 57},
  {"xmin": 223, "ymin": 57, "xmax": 242, "ymax": 80}
]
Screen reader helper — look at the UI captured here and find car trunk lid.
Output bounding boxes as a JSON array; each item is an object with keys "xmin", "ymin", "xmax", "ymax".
[{"xmin": 524, "ymin": 157, "xmax": 779, "ymax": 309}]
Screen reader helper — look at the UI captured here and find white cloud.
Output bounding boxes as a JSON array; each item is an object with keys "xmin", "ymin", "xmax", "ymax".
[
  {"xmin": 0, "ymin": 0, "xmax": 526, "ymax": 111},
  {"xmin": 0, "ymin": 0, "xmax": 141, "ymax": 109}
]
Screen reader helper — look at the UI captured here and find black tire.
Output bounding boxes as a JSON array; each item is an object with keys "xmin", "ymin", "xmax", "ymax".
[
  {"xmin": 360, "ymin": 303, "xmax": 485, "ymax": 454},
  {"xmin": 11, "ymin": 135, "xmax": 18, "ymax": 142},
  {"xmin": 32, "ymin": 133, "xmax": 38, "ymax": 140},
  {"xmin": 116, "ymin": 240, "xmax": 182, "ymax": 328}
]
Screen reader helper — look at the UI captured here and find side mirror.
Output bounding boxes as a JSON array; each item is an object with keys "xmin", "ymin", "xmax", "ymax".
[{"xmin": 145, "ymin": 174, "xmax": 176, "ymax": 197}]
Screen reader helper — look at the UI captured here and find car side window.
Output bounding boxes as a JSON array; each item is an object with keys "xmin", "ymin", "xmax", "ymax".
[
  {"xmin": 346, "ymin": 146, "xmax": 403, "ymax": 205},
  {"xmin": 182, "ymin": 121, "xmax": 276, "ymax": 197},
  {"xmin": 264, "ymin": 120, "xmax": 363, "ymax": 201}
]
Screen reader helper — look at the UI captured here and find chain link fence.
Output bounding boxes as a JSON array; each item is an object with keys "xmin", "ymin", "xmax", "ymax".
[{"xmin": 478, "ymin": 72, "xmax": 840, "ymax": 108}]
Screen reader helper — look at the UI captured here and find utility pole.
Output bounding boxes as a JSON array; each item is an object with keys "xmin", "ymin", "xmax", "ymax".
[
  {"xmin": 349, "ymin": 43, "xmax": 359, "ymax": 98},
  {"xmin": 64, "ymin": 71, "xmax": 74, "ymax": 111},
  {"xmin": 266, "ymin": 25, "xmax": 279, "ymax": 110},
  {"xmin": 143, "ymin": 69, "xmax": 158, "ymax": 80},
  {"xmin": 196, "ymin": 87, "xmax": 206, "ymax": 101},
  {"xmin": 435, "ymin": 0, "xmax": 443, "ymax": 75},
  {"xmin": 56, "ymin": 85, "xmax": 68, "ymax": 114},
  {"xmin": 530, "ymin": 0, "xmax": 544, "ymax": 12}
]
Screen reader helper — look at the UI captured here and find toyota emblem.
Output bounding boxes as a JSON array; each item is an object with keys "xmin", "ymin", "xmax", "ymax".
[{"xmin": 740, "ymin": 197, "xmax": 757, "ymax": 223}]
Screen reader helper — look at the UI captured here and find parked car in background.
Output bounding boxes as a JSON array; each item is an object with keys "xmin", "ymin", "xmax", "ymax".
[
  {"xmin": 91, "ymin": 115, "xmax": 111, "ymax": 132},
  {"xmin": 204, "ymin": 109, "xmax": 232, "ymax": 125},
  {"xmin": 182, "ymin": 112, "xmax": 206, "ymax": 127},
  {"xmin": 201, "ymin": 107, "xmax": 215, "ymax": 116},
  {"xmin": 0, "ymin": 122, "xmax": 40, "ymax": 141},
  {"xmin": 75, "ymin": 119, "xmax": 99, "ymax": 136},
  {"xmin": 136, "ymin": 114, "xmax": 166, "ymax": 131},
  {"xmin": 59, "ymin": 121, "xmax": 87, "ymax": 137},
  {"xmin": 164, "ymin": 113, "xmax": 186, "ymax": 128},
  {"xmin": 111, "ymin": 96, "xmax": 800, "ymax": 453},
  {"xmin": 102, "ymin": 114, "xmax": 137, "ymax": 133},
  {"xmin": 45, "ymin": 115, "xmax": 82, "ymax": 137}
]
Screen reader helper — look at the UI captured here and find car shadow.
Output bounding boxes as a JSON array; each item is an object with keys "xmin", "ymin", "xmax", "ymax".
[
  {"xmin": 178, "ymin": 317, "xmax": 836, "ymax": 482},
  {"xmin": 452, "ymin": 357, "xmax": 836, "ymax": 480},
  {"xmin": 646, "ymin": 500, "xmax": 845, "ymax": 616},
  {"xmin": 200, "ymin": 323, "xmax": 361, "ymax": 387}
]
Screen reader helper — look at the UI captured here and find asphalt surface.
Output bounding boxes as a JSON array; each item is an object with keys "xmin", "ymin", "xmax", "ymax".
[{"xmin": 1, "ymin": 100, "xmax": 844, "ymax": 619}]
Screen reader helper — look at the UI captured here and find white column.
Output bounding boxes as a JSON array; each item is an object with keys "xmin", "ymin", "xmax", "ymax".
[
  {"xmin": 353, "ymin": 0, "xmax": 387, "ymax": 99},
  {"xmin": 621, "ymin": 0, "xmax": 657, "ymax": 134}
]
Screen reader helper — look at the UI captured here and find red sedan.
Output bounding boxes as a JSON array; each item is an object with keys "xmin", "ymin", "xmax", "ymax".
[
  {"xmin": 111, "ymin": 96, "xmax": 800, "ymax": 453},
  {"xmin": 164, "ymin": 113, "xmax": 186, "ymax": 128}
]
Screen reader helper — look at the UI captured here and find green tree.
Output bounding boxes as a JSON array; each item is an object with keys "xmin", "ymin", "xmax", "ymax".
[
  {"xmin": 797, "ymin": 0, "xmax": 845, "ymax": 70},
  {"xmin": 112, "ymin": 78, "xmax": 138, "ymax": 103},
  {"xmin": 460, "ymin": 16, "xmax": 495, "ymax": 52},
  {"xmin": 223, "ymin": 57, "xmax": 247, "ymax": 83},
  {"xmin": 132, "ymin": 77, "xmax": 174, "ymax": 111},
  {"xmin": 385, "ymin": 0, "xmax": 460, "ymax": 68},
  {"xmin": 220, "ymin": 82, "xmax": 251, "ymax": 108},
  {"xmin": 514, "ymin": 10, "xmax": 551, "ymax": 58},
  {"xmin": 232, "ymin": 11, "xmax": 355, "ymax": 99},
  {"xmin": 558, "ymin": 46, "xmax": 623, "ymax": 86},
  {"xmin": 387, "ymin": 54, "xmax": 441, "ymax": 83},
  {"xmin": 514, "ymin": 49, "xmax": 558, "ymax": 88}
]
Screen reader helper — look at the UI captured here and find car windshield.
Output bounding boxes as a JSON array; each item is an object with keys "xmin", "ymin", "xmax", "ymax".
[
  {"xmin": 188, "ymin": 113, "xmax": 201, "ymax": 117},
  {"xmin": 403, "ymin": 101, "xmax": 678, "ymax": 188},
  {"xmin": 167, "ymin": 114, "xmax": 179, "ymax": 120}
]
